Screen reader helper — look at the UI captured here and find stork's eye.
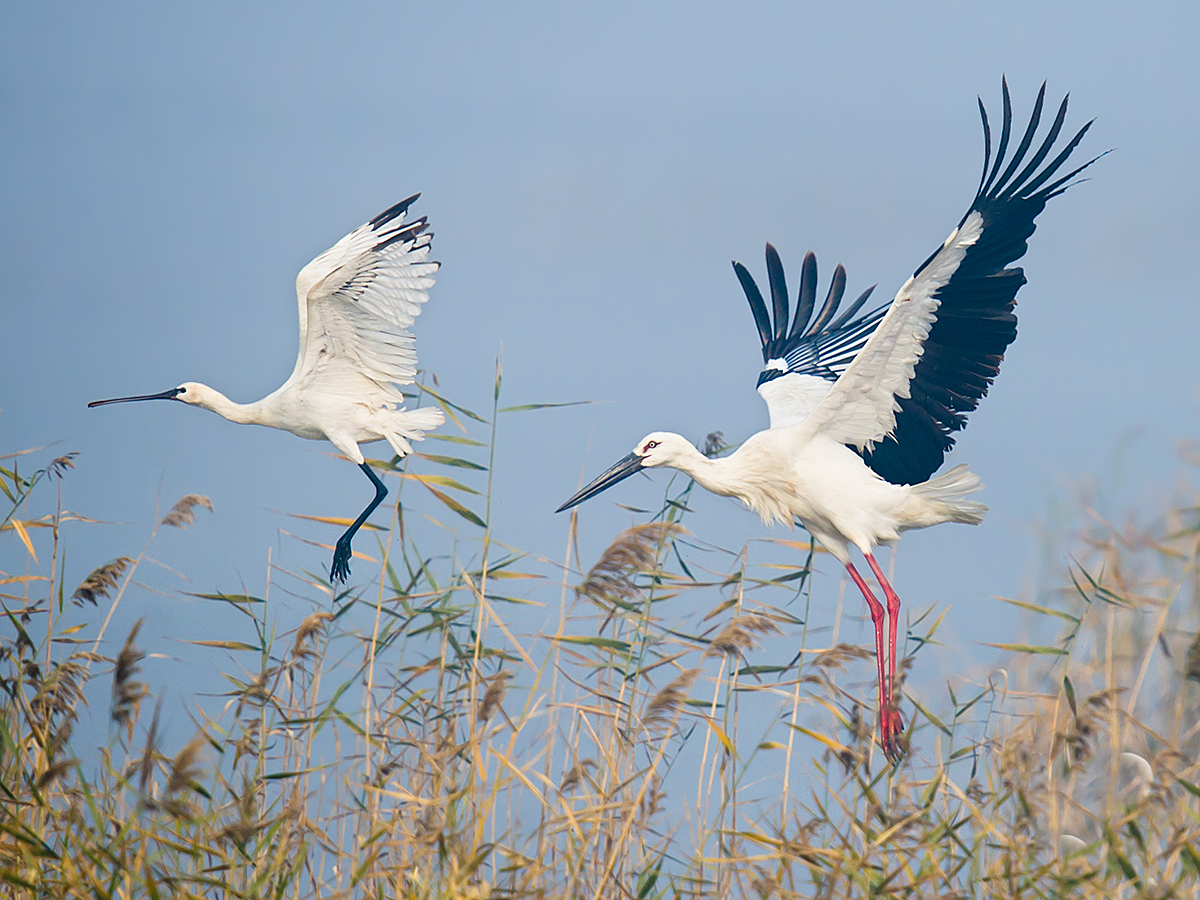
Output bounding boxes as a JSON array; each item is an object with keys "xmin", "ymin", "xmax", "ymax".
[{"xmin": 644, "ymin": 441, "xmax": 659, "ymax": 450}]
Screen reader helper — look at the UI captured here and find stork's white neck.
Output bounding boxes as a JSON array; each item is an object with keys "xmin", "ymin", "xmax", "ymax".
[
  {"xmin": 652, "ymin": 435, "xmax": 793, "ymax": 525},
  {"xmin": 650, "ymin": 439, "xmax": 751, "ymax": 500}
]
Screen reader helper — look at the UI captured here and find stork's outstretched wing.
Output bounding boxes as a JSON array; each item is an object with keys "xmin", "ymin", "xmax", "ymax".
[
  {"xmin": 287, "ymin": 195, "xmax": 439, "ymax": 400},
  {"xmin": 735, "ymin": 246, "xmax": 884, "ymax": 429},
  {"xmin": 797, "ymin": 79, "xmax": 1101, "ymax": 483}
]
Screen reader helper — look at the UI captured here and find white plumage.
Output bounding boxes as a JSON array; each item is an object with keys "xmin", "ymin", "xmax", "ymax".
[
  {"xmin": 90, "ymin": 195, "xmax": 445, "ymax": 584},
  {"xmin": 803, "ymin": 212, "xmax": 984, "ymax": 453},
  {"xmin": 559, "ymin": 81, "xmax": 1100, "ymax": 761}
]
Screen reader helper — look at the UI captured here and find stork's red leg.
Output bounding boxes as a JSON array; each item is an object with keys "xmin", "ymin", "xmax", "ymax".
[
  {"xmin": 865, "ymin": 553, "xmax": 904, "ymax": 757},
  {"xmin": 844, "ymin": 561, "xmax": 897, "ymax": 760}
]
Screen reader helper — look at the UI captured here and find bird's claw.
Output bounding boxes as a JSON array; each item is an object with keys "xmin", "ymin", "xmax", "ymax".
[
  {"xmin": 880, "ymin": 707, "xmax": 906, "ymax": 764},
  {"xmin": 330, "ymin": 541, "xmax": 352, "ymax": 584}
]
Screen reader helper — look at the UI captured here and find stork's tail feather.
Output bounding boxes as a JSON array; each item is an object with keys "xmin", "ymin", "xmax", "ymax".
[
  {"xmin": 384, "ymin": 406, "xmax": 445, "ymax": 457},
  {"xmin": 912, "ymin": 463, "xmax": 988, "ymax": 525}
]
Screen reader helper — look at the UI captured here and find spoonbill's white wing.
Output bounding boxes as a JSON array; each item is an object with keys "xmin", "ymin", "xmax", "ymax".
[
  {"xmin": 734, "ymin": 245, "xmax": 884, "ymax": 429},
  {"xmin": 796, "ymin": 80, "xmax": 1101, "ymax": 484},
  {"xmin": 288, "ymin": 194, "xmax": 439, "ymax": 399}
]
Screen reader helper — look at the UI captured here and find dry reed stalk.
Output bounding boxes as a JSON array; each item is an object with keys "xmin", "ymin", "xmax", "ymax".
[{"xmin": 6, "ymin": 419, "xmax": 1200, "ymax": 900}]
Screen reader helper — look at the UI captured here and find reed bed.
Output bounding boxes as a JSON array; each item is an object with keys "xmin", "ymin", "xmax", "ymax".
[{"xmin": 2, "ymin": 374, "xmax": 1198, "ymax": 898}]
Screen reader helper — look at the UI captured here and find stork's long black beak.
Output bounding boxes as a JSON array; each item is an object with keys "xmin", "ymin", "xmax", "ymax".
[
  {"xmin": 556, "ymin": 452, "xmax": 645, "ymax": 513},
  {"xmin": 88, "ymin": 387, "xmax": 183, "ymax": 408}
]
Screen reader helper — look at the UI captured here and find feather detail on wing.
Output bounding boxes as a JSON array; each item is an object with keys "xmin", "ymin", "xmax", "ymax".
[
  {"xmin": 288, "ymin": 195, "xmax": 439, "ymax": 399},
  {"xmin": 795, "ymin": 79, "xmax": 1102, "ymax": 483},
  {"xmin": 734, "ymin": 245, "xmax": 884, "ymax": 429}
]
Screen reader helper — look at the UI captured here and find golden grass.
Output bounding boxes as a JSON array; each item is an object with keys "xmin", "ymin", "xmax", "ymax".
[{"xmin": 2, "ymin": 398, "xmax": 1199, "ymax": 899}]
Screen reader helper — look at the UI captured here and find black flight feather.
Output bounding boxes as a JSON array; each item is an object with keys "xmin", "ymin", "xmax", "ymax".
[
  {"xmin": 828, "ymin": 284, "xmax": 877, "ymax": 331},
  {"xmin": 858, "ymin": 79, "xmax": 1099, "ymax": 485},
  {"xmin": 734, "ymin": 261, "xmax": 774, "ymax": 356},
  {"xmin": 735, "ymin": 248, "xmax": 887, "ymax": 387},
  {"xmin": 980, "ymin": 77, "xmax": 1014, "ymax": 198},
  {"xmin": 806, "ymin": 263, "xmax": 846, "ymax": 338},
  {"xmin": 373, "ymin": 217, "xmax": 430, "ymax": 253},
  {"xmin": 765, "ymin": 244, "xmax": 790, "ymax": 343},
  {"xmin": 369, "ymin": 193, "xmax": 421, "ymax": 228},
  {"xmin": 792, "ymin": 251, "xmax": 818, "ymax": 339}
]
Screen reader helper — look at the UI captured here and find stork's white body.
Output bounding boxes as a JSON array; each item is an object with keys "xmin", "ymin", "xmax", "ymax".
[{"xmin": 625, "ymin": 430, "xmax": 984, "ymax": 565}]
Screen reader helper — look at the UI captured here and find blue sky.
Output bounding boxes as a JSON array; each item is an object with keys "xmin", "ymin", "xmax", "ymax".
[{"xmin": 3, "ymin": 3, "xmax": 1198, "ymax": 714}]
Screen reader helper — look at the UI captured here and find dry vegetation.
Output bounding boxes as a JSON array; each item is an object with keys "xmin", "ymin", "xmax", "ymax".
[{"xmin": 2, "ymin": 383, "xmax": 1200, "ymax": 898}]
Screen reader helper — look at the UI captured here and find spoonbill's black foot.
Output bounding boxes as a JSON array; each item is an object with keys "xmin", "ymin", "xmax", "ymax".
[
  {"xmin": 331, "ymin": 540, "xmax": 353, "ymax": 584},
  {"xmin": 880, "ymin": 707, "xmax": 906, "ymax": 764}
]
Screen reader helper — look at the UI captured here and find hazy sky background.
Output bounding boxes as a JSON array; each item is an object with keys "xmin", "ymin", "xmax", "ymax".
[{"xmin": 3, "ymin": 4, "xmax": 1198, "ymax": 724}]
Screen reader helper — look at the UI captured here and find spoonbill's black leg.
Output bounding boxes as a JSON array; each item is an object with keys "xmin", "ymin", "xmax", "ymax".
[{"xmin": 331, "ymin": 463, "xmax": 388, "ymax": 584}]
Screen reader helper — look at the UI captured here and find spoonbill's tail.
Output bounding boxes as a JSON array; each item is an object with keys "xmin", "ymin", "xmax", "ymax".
[{"xmin": 382, "ymin": 407, "xmax": 445, "ymax": 458}]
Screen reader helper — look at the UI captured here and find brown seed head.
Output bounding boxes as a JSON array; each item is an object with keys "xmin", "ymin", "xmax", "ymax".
[{"xmin": 161, "ymin": 494, "xmax": 214, "ymax": 529}]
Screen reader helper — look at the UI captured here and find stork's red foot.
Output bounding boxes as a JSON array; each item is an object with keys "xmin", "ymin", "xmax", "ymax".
[{"xmin": 880, "ymin": 706, "xmax": 905, "ymax": 764}]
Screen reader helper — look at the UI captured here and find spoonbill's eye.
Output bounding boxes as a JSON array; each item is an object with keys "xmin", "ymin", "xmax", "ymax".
[{"xmin": 644, "ymin": 441, "xmax": 659, "ymax": 451}]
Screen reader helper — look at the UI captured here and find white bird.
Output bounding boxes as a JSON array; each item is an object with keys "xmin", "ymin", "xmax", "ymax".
[
  {"xmin": 90, "ymin": 195, "xmax": 445, "ymax": 584},
  {"xmin": 557, "ymin": 81, "xmax": 1101, "ymax": 761}
]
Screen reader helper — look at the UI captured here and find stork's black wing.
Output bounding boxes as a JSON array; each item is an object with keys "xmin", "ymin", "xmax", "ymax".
[
  {"xmin": 851, "ymin": 78, "xmax": 1102, "ymax": 484},
  {"xmin": 734, "ymin": 246, "xmax": 885, "ymax": 429}
]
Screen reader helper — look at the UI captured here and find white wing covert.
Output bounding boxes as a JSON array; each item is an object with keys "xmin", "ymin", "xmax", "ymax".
[
  {"xmin": 289, "ymin": 195, "xmax": 438, "ymax": 399},
  {"xmin": 798, "ymin": 214, "xmax": 983, "ymax": 449},
  {"xmin": 791, "ymin": 80, "xmax": 1101, "ymax": 484}
]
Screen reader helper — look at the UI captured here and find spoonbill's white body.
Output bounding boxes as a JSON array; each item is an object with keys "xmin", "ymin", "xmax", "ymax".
[
  {"xmin": 91, "ymin": 195, "xmax": 444, "ymax": 584},
  {"xmin": 559, "ymin": 81, "xmax": 1100, "ymax": 761}
]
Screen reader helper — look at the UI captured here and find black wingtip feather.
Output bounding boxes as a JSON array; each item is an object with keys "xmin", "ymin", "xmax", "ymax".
[
  {"xmin": 1041, "ymin": 146, "xmax": 1111, "ymax": 200},
  {"xmin": 791, "ymin": 251, "xmax": 818, "ymax": 340},
  {"xmin": 999, "ymin": 93, "xmax": 1070, "ymax": 201},
  {"xmin": 765, "ymin": 244, "xmax": 790, "ymax": 343},
  {"xmin": 1023, "ymin": 121, "xmax": 1100, "ymax": 199},
  {"xmin": 977, "ymin": 81, "xmax": 1094, "ymax": 206},
  {"xmin": 370, "ymin": 193, "xmax": 421, "ymax": 228},
  {"xmin": 990, "ymin": 81, "xmax": 1046, "ymax": 196},
  {"xmin": 372, "ymin": 216, "xmax": 431, "ymax": 253},
  {"xmin": 977, "ymin": 97, "xmax": 992, "ymax": 197},
  {"xmin": 805, "ymin": 263, "xmax": 846, "ymax": 338},
  {"xmin": 981, "ymin": 78, "xmax": 1014, "ymax": 197},
  {"xmin": 736, "ymin": 248, "xmax": 885, "ymax": 382},
  {"xmin": 828, "ymin": 284, "xmax": 877, "ymax": 332},
  {"xmin": 734, "ymin": 261, "xmax": 773, "ymax": 357}
]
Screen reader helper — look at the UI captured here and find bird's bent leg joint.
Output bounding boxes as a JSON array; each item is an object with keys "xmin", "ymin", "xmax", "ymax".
[
  {"xmin": 330, "ymin": 464, "xmax": 390, "ymax": 585},
  {"xmin": 865, "ymin": 554, "xmax": 900, "ymax": 612},
  {"xmin": 845, "ymin": 562, "xmax": 886, "ymax": 625},
  {"xmin": 361, "ymin": 462, "xmax": 388, "ymax": 501}
]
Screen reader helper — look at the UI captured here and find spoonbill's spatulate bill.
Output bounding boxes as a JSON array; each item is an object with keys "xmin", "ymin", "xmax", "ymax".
[
  {"xmin": 90, "ymin": 195, "xmax": 444, "ymax": 585},
  {"xmin": 558, "ymin": 80, "xmax": 1101, "ymax": 762}
]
